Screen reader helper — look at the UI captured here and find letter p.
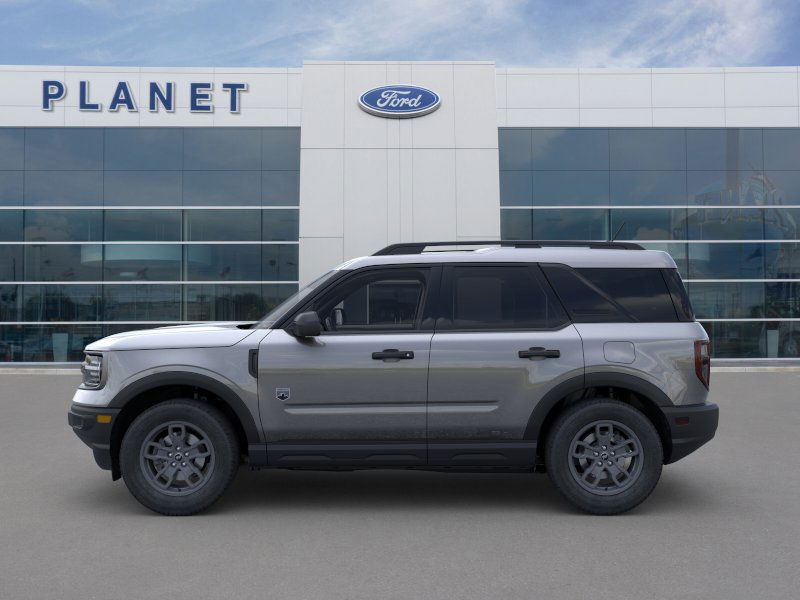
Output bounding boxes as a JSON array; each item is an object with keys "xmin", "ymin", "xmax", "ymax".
[{"xmin": 42, "ymin": 80, "xmax": 66, "ymax": 110}]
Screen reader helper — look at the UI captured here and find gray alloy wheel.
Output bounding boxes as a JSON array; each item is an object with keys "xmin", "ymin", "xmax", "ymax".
[
  {"xmin": 568, "ymin": 420, "xmax": 643, "ymax": 496},
  {"xmin": 139, "ymin": 421, "xmax": 216, "ymax": 497}
]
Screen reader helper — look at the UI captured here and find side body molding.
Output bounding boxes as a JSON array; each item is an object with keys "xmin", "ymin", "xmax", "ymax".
[{"xmin": 108, "ymin": 371, "xmax": 262, "ymax": 444}]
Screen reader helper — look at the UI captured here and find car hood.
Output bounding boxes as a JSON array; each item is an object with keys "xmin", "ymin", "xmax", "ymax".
[{"xmin": 85, "ymin": 322, "xmax": 259, "ymax": 352}]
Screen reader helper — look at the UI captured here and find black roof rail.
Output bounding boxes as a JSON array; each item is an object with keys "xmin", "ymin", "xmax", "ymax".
[{"xmin": 372, "ymin": 240, "xmax": 645, "ymax": 255}]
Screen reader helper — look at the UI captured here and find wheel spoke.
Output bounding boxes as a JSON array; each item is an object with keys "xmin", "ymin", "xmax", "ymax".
[{"xmin": 568, "ymin": 419, "xmax": 643, "ymax": 495}]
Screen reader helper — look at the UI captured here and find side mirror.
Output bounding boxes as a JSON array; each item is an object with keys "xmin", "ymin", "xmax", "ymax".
[{"xmin": 291, "ymin": 311, "xmax": 322, "ymax": 338}]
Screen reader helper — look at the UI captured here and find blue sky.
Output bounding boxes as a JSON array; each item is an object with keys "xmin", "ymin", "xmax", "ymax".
[{"xmin": 1, "ymin": 0, "xmax": 798, "ymax": 68}]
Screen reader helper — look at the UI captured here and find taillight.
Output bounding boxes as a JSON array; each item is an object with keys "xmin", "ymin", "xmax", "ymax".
[{"xmin": 694, "ymin": 340, "xmax": 710, "ymax": 389}]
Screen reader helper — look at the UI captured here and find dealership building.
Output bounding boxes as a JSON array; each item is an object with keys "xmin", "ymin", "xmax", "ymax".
[{"xmin": 1, "ymin": 60, "xmax": 800, "ymax": 361}]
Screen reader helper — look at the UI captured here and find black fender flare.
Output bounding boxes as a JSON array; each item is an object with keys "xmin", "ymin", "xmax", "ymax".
[
  {"xmin": 108, "ymin": 371, "xmax": 262, "ymax": 444},
  {"xmin": 523, "ymin": 372, "xmax": 673, "ymax": 441}
]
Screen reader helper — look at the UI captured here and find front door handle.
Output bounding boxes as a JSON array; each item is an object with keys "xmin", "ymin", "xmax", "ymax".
[
  {"xmin": 518, "ymin": 347, "xmax": 560, "ymax": 359},
  {"xmin": 372, "ymin": 349, "xmax": 415, "ymax": 360}
]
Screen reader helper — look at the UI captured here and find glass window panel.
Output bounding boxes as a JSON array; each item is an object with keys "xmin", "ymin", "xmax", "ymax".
[
  {"xmin": 0, "ymin": 245, "xmax": 23, "ymax": 281},
  {"xmin": 183, "ymin": 171, "xmax": 260, "ymax": 206},
  {"xmin": 688, "ymin": 282, "xmax": 765, "ymax": 319},
  {"xmin": 611, "ymin": 208, "xmax": 687, "ymax": 240},
  {"xmin": 639, "ymin": 243, "xmax": 688, "ymax": 277},
  {"xmin": 185, "ymin": 209, "xmax": 260, "ymax": 241},
  {"xmin": 25, "ymin": 171, "xmax": 103, "ymax": 206},
  {"xmin": 262, "ymin": 209, "xmax": 299, "ymax": 241},
  {"xmin": 104, "ymin": 171, "xmax": 182, "ymax": 206},
  {"xmin": 21, "ymin": 324, "xmax": 104, "ymax": 362},
  {"xmin": 183, "ymin": 128, "xmax": 261, "ymax": 170},
  {"xmin": 262, "ymin": 171, "xmax": 299, "ymax": 206},
  {"xmin": 765, "ymin": 242, "xmax": 800, "ymax": 279},
  {"xmin": 529, "ymin": 208, "xmax": 608, "ymax": 240},
  {"xmin": 533, "ymin": 171, "xmax": 609, "ymax": 206},
  {"xmin": 104, "ymin": 128, "xmax": 182, "ymax": 170},
  {"xmin": 773, "ymin": 321, "xmax": 800, "ymax": 358},
  {"xmin": 577, "ymin": 268, "xmax": 678, "ymax": 322},
  {"xmin": 687, "ymin": 170, "xmax": 771, "ymax": 205},
  {"xmin": 103, "ymin": 284, "xmax": 181, "ymax": 320},
  {"xmin": 185, "ymin": 284, "xmax": 267, "ymax": 321},
  {"xmin": 688, "ymin": 243, "xmax": 764, "ymax": 279},
  {"xmin": 687, "ymin": 208, "xmax": 764, "ymax": 240},
  {"xmin": 532, "ymin": 129, "xmax": 609, "ymax": 170},
  {"xmin": 764, "ymin": 129, "xmax": 800, "ymax": 170},
  {"xmin": 185, "ymin": 244, "xmax": 262, "ymax": 281},
  {"xmin": 262, "ymin": 128, "xmax": 300, "ymax": 170},
  {"xmin": 764, "ymin": 170, "xmax": 800, "ymax": 204},
  {"xmin": 262, "ymin": 283, "xmax": 297, "ymax": 313},
  {"xmin": 0, "ymin": 210, "xmax": 22, "ymax": 241},
  {"xmin": 25, "ymin": 128, "xmax": 103, "ymax": 170},
  {"xmin": 0, "ymin": 171, "xmax": 23, "ymax": 206},
  {"xmin": 24, "ymin": 244, "xmax": 102, "ymax": 281},
  {"xmin": 500, "ymin": 171, "xmax": 532, "ymax": 206},
  {"xmin": 760, "ymin": 208, "xmax": 800, "ymax": 241},
  {"xmin": 104, "ymin": 209, "xmax": 181, "ymax": 241},
  {"xmin": 24, "ymin": 209, "xmax": 102, "ymax": 241},
  {"xmin": 0, "ymin": 326, "xmax": 23, "ymax": 360},
  {"xmin": 0, "ymin": 129, "xmax": 24, "ymax": 169},
  {"xmin": 611, "ymin": 171, "xmax": 686, "ymax": 205},
  {"xmin": 263, "ymin": 244, "xmax": 298, "ymax": 281},
  {"xmin": 500, "ymin": 209, "xmax": 533, "ymax": 240},
  {"xmin": 498, "ymin": 129, "xmax": 532, "ymax": 170},
  {"xmin": 610, "ymin": 129, "xmax": 685, "ymax": 170},
  {"xmin": 702, "ymin": 321, "xmax": 766, "ymax": 358},
  {"xmin": 766, "ymin": 282, "xmax": 800, "ymax": 318},
  {"xmin": 0, "ymin": 285, "xmax": 21, "ymax": 321},
  {"xmin": 103, "ymin": 244, "xmax": 180, "ymax": 281},
  {"xmin": 22, "ymin": 285, "xmax": 101, "ymax": 321},
  {"xmin": 686, "ymin": 129, "xmax": 763, "ymax": 171}
]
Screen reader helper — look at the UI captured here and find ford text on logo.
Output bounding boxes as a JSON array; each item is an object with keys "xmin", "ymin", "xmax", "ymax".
[
  {"xmin": 358, "ymin": 85, "xmax": 440, "ymax": 118},
  {"xmin": 41, "ymin": 81, "xmax": 248, "ymax": 113}
]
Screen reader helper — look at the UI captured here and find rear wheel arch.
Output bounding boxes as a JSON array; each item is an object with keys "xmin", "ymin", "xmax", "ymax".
[{"xmin": 108, "ymin": 372, "xmax": 259, "ymax": 479}]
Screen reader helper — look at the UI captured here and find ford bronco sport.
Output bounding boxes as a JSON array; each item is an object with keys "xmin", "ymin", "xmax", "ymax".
[{"xmin": 68, "ymin": 241, "xmax": 718, "ymax": 515}]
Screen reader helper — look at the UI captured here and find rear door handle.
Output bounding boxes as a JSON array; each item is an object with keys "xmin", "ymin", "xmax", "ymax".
[
  {"xmin": 518, "ymin": 347, "xmax": 560, "ymax": 359},
  {"xmin": 372, "ymin": 349, "xmax": 415, "ymax": 360}
]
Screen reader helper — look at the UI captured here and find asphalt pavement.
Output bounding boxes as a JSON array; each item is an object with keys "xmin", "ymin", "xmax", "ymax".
[{"xmin": 0, "ymin": 371, "xmax": 798, "ymax": 600}]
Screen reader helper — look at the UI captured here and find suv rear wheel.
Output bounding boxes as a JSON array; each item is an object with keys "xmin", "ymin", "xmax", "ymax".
[
  {"xmin": 120, "ymin": 400, "xmax": 239, "ymax": 515},
  {"xmin": 545, "ymin": 399, "xmax": 663, "ymax": 515}
]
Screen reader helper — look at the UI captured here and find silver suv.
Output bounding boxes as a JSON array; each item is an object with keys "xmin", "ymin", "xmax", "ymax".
[{"xmin": 68, "ymin": 241, "xmax": 718, "ymax": 515}]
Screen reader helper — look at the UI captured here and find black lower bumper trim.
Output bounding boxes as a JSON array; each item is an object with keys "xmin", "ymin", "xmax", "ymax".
[
  {"xmin": 68, "ymin": 404, "xmax": 120, "ymax": 472},
  {"xmin": 662, "ymin": 402, "xmax": 719, "ymax": 464}
]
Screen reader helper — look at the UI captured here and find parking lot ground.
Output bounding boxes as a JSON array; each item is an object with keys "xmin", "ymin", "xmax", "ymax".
[{"xmin": 1, "ymin": 372, "xmax": 799, "ymax": 600}]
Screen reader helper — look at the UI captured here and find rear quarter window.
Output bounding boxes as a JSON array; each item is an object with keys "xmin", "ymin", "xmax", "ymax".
[{"xmin": 576, "ymin": 268, "xmax": 679, "ymax": 322}]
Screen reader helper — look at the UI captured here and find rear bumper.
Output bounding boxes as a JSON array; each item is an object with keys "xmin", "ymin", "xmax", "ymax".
[
  {"xmin": 662, "ymin": 402, "xmax": 719, "ymax": 464},
  {"xmin": 68, "ymin": 404, "xmax": 120, "ymax": 471}
]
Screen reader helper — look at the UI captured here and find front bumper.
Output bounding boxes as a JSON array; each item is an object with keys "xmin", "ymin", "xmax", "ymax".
[
  {"xmin": 68, "ymin": 403, "xmax": 121, "ymax": 471},
  {"xmin": 662, "ymin": 402, "xmax": 719, "ymax": 464}
]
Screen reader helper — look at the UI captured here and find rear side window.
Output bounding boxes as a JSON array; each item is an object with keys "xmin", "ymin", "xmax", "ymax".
[
  {"xmin": 441, "ymin": 265, "xmax": 568, "ymax": 330},
  {"xmin": 541, "ymin": 265, "xmax": 628, "ymax": 323},
  {"xmin": 577, "ymin": 268, "xmax": 678, "ymax": 322}
]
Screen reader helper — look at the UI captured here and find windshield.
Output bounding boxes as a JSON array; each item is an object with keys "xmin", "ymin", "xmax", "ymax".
[{"xmin": 256, "ymin": 270, "xmax": 338, "ymax": 328}]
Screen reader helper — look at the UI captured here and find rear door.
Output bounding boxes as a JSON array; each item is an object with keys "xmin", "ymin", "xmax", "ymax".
[{"xmin": 426, "ymin": 264, "xmax": 584, "ymax": 467}]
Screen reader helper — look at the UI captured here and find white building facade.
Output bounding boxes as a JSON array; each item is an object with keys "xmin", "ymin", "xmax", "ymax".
[{"xmin": 2, "ymin": 61, "xmax": 800, "ymax": 360}]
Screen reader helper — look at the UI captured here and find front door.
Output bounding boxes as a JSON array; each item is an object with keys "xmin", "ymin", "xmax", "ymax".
[
  {"xmin": 427, "ymin": 264, "xmax": 584, "ymax": 467},
  {"xmin": 258, "ymin": 266, "xmax": 438, "ymax": 467}
]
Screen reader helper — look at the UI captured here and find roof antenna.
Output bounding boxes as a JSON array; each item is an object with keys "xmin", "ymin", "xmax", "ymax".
[{"xmin": 611, "ymin": 221, "xmax": 626, "ymax": 242}]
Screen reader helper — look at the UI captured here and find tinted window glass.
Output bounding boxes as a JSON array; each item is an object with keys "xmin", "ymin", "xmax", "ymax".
[
  {"xmin": 500, "ymin": 210, "xmax": 532, "ymax": 240},
  {"xmin": 0, "ymin": 210, "xmax": 22, "ymax": 241},
  {"xmin": 766, "ymin": 282, "xmax": 800, "ymax": 318},
  {"xmin": 0, "ymin": 245, "xmax": 23, "ymax": 281},
  {"xmin": 103, "ymin": 244, "xmax": 181, "ymax": 281},
  {"xmin": 542, "ymin": 265, "xmax": 627, "ymax": 323},
  {"xmin": 688, "ymin": 243, "xmax": 764, "ymax": 279},
  {"xmin": 104, "ymin": 209, "xmax": 181, "ymax": 241},
  {"xmin": 576, "ymin": 268, "xmax": 678, "ymax": 322},
  {"xmin": 688, "ymin": 281, "xmax": 762, "ymax": 319},
  {"xmin": 103, "ymin": 285, "xmax": 181, "ymax": 320},
  {"xmin": 262, "ymin": 244, "xmax": 298, "ymax": 281},
  {"xmin": 104, "ymin": 171, "xmax": 182, "ymax": 206},
  {"xmin": 498, "ymin": 129, "xmax": 532, "ymax": 170},
  {"xmin": 610, "ymin": 129, "xmax": 685, "ymax": 170},
  {"xmin": 183, "ymin": 129, "xmax": 260, "ymax": 170},
  {"xmin": 0, "ymin": 170, "xmax": 23, "ymax": 205},
  {"xmin": 611, "ymin": 208, "xmax": 687, "ymax": 240},
  {"xmin": 24, "ymin": 244, "xmax": 103, "ymax": 281},
  {"xmin": 22, "ymin": 285, "xmax": 101, "ymax": 321},
  {"xmin": 24, "ymin": 171, "xmax": 103, "ymax": 206},
  {"xmin": 533, "ymin": 129, "xmax": 609, "ymax": 170},
  {"xmin": 688, "ymin": 170, "xmax": 770, "ymax": 205},
  {"xmin": 185, "ymin": 244, "xmax": 262, "ymax": 281},
  {"xmin": 687, "ymin": 207, "xmax": 764, "ymax": 240},
  {"xmin": 0, "ymin": 285, "xmax": 21, "ymax": 321},
  {"xmin": 533, "ymin": 171, "xmax": 609, "ymax": 206},
  {"xmin": 444, "ymin": 266, "xmax": 567, "ymax": 330},
  {"xmin": 25, "ymin": 128, "xmax": 103, "ymax": 170},
  {"xmin": 262, "ymin": 171, "xmax": 299, "ymax": 205},
  {"xmin": 500, "ymin": 171, "xmax": 533, "ymax": 206},
  {"xmin": 185, "ymin": 284, "xmax": 274, "ymax": 321},
  {"xmin": 262, "ymin": 128, "xmax": 300, "ymax": 170},
  {"xmin": 313, "ymin": 270, "xmax": 428, "ymax": 331},
  {"xmin": 262, "ymin": 209, "xmax": 299, "ymax": 241},
  {"xmin": 611, "ymin": 171, "xmax": 687, "ymax": 205},
  {"xmin": 702, "ymin": 321, "xmax": 766, "ymax": 359},
  {"xmin": 183, "ymin": 171, "xmax": 260, "ymax": 205},
  {"xmin": 184, "ymin": 209, "xmax": 261, "ymax": 241},
  {"xmin": 104, "ymin": 128, "xmax": 182, "ymax": 170},
  {"xmin": 763, "ymin": 129, "xmax": 800, "ymax": 170},
  {"xmin": 662, "ymin": 268, "xmax": 694, "ymax": 321},
  {"xmin": 21, "ymin": 324, "xmax": 104, "ymax": 362},
  {"xmin": 0, "ymin": 129, "xmax": 24, "ymax": 170},
  {"xmin": 24, "ymin": 209, "xmax": 102, "ymax": 241},
  {"xmin": 529, "ymin": 208, "xmax": 608, "ymax": 240},
  {"xmin": 686, "ymin": 129, "xmax": 763, "ymax": 171}
]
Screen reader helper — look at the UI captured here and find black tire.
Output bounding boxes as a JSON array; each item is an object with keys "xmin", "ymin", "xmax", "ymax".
[
  {"xmin": 120, "ymin": 399, "xmax": 240, "ymax": 516},
  {"xmin": 545, "ymin": 399, "xmax": 663, "ymax": 515}
]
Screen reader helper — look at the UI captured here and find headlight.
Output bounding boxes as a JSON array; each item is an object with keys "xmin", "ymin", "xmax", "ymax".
[{"xmin": 81, "ymin": 353, "xmax": 103, "ymax": 389}]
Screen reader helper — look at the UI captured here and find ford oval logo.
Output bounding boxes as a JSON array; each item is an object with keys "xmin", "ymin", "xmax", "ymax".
[{"xmin": 358, "ymin": 85, "xmax": 440, "ymax": 118}]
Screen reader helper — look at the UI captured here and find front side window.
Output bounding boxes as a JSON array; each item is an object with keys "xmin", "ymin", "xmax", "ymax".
[
  {"xmin": 441, "ymin": 265, "xmax": 568, "ymax": 330},
  {"xmin": 312, "ymin": 269, "xmax": 429, "ymax": 332}
]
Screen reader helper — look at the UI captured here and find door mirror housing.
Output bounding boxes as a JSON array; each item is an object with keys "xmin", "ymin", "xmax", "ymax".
[{"xmin": 291, "ymin": 311, "xmax": 322, "ymax": 338}]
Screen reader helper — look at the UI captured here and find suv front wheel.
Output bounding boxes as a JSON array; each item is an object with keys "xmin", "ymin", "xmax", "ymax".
[
  {"xmin": 545, "ymin": 399, "xmax": 663, "ymax": 515},
  {"xmin": 120, "ymin": 400, "xmax": 240, "ymax": 515}
]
